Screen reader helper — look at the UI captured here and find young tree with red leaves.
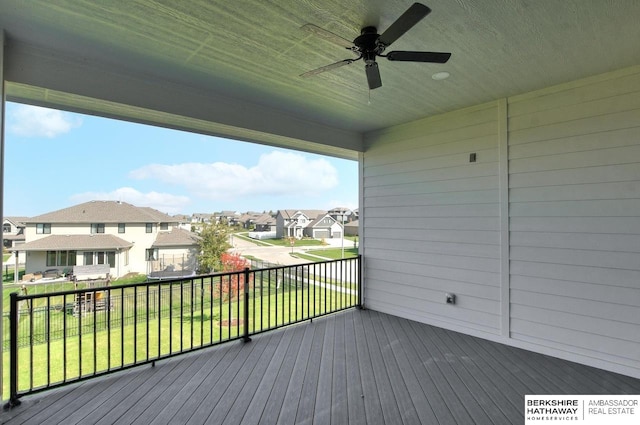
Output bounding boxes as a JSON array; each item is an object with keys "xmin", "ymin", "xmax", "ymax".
[{"xmin": 218, "ymin": 252, "xmax": 252, "ymax": 326}]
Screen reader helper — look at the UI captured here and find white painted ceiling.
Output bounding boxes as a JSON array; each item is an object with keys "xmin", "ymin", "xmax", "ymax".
[{"xmin": 1, "ymin": 0, "xmax": 640, "ymax": 156}]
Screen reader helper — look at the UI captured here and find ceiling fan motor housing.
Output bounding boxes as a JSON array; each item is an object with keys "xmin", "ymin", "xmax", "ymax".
[{"xmin": 354, "ymin": 26, "xmax": 385, "ymax": 62}]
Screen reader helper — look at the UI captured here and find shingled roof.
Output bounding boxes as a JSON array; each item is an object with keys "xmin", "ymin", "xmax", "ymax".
[
  {"xmin": 19, "ymin": 234, "xmax": 133, "ymax": 251},
  {"xmin": 26, "ymin": 201, "xmax": 175, "ymax": 224},
  {"xmin": 279, "ymin": 210, "xmax": 327, "ymax": 220},
  {"xmin": 152, "ymin": 228, "xmax": 201, "ymax": 247}
]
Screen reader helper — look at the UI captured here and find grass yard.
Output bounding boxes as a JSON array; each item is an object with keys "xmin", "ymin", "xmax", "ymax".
[
  {"xmin": 262, "ymin": 238, "xmax": 327, "ymax": 247},
  {"xmin": 297, "ymin": 248, "xmax": 359, "ymax": 261}
]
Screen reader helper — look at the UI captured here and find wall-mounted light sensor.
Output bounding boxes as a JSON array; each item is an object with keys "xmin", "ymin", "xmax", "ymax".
[
  {"xmin": 446, "ymin": 293, "xmax": 456, "ymax": 304},
  {"xmin": 469, "ymin": 153, "xmax": 477, "ymax": 163}
]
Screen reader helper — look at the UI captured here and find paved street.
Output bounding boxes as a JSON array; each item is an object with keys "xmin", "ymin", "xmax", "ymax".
[{"xmin": 229, "ymin": 234, "xmax": 350, "ymax": 266}]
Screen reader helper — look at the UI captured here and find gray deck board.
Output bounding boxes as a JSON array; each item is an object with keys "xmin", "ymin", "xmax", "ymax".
[
  {"xmin": 313, "ymin": 312, "xmax": 335, "ymax": 425},
  {"xmin": 258, "ymin": 324, "xmax": 308, "ymax": 424},
  {"xmin": 385, "ymin": 314, "xmax": 459, "ymax": 425},
  {"xmin": 351, "ymin": 306, "xmax": 383, "ymax": 425},
  {"xmin": 4, "ymin": 309, "xmax": 640, "ymax": 425},
  {"xmin": 370, "ymin": 312, "xmax": 422, "ymax": 425},
  {"xmin": 408, "ymin": 319, "xmax": 494, "ymax": 424},
  {"xmin": 343, "ymin": 312, "xmax": 366, "ymax": 425},
  {"xmin": 360, "ymin": 308, "xmax": 403, "ymax": 424},
  {"xmin": 236, "ymin": 327, "xmax": 295, "ymax": 425},
  {"xmin": 330, "ymin": 312, "xmax": 348, "ymax": 425},
  {"xmin": 378, "ymin": 314, "xmax": 443, "ymax": 425}
]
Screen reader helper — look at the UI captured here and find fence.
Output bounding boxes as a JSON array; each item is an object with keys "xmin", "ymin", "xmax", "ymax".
[
  {"xmin": 3, "ymin": 256, "xmax": 361, "ymax": 406},
  {"xmin": 146, "ymin": 253, "xmax": 198, "ymax": 279}
]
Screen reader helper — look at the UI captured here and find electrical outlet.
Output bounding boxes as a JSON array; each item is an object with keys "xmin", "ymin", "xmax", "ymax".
[{"xmin": 446, "ymin": 293, "xmax": 456, "ymax": 304}]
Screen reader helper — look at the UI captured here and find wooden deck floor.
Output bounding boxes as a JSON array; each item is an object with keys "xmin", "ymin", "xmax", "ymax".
[{"xmin": 3, "ymin": 309, "xmax": 640, "ymax": 424}]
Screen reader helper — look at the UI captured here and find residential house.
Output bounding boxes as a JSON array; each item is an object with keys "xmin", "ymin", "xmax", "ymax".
[
  {"xmin": 276, "ymin": 210, "xmax": 341, "ymax": 239},
  {"xmin": 328, "ymin": 207, "xmax": 353, "ymax": 223},
  {"xmin": 190, "ymin": 213, "xmax": 213, "ymax": 224},
  {"xmin": 215, "ymin": 210, "xmax": 240, "ymax": 226},
  {"xmin": 172, "ymin": 214, "xmax": 192, "ymax": 231},
  {"xmin": 18, "ymin": 201, "xmax": 200, "ymax": 279},
  {"xmin": 148, "ymin": 227, "xmax": 201, "ymax": 278},
  {"xmin": 238, "ymin": 212, "xmax": 264, "ymax": 229},
  {"xmin": 253, "ymin": 213, "xmax": 276, "ymax": 232},
  {"xmin": 344, "ymin": 219, "xmax": 359, "ymax": 237},
  {"xmin": 2, "ymin": 0, "xmax": 639, "ymax": 389},
  {"xmin": 2, "ymin": 216, "xmax": 28, "ymax": 263}
]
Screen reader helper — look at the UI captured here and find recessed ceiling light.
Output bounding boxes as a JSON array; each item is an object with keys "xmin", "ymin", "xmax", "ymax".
[{"xmin": 432, "ymin": 71, "xmax": 450, "ymax": 80}]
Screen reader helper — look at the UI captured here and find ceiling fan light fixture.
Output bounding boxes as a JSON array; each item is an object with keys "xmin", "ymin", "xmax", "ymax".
[{"xmin": 431, "ymin": 71, "xmax": 450, "ymax": 80}]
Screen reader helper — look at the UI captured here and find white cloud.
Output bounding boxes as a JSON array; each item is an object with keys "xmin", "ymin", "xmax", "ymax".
[
  {"xmin": 130, "ymin": 151, "xmax": 339, "ymax": 201},
  {"xmin": 8, "ymin": 104, "xmax": 82, "ymax": 138},
  {"xmin": 69, "ymin": 187, "xmax": 190, "ymax": 214}
]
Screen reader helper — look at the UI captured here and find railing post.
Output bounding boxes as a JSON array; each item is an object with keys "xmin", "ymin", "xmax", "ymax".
[
  {"xmin": 357, "ymin": 255, "xmax": 363, "ymax": 310},
  {"xmin": 243, "ymin": 267, "xmax": 251, "ymax": 342},
  {"xmin": 6, "ymin": 292, "xmax": 22, "ymax": 408}
]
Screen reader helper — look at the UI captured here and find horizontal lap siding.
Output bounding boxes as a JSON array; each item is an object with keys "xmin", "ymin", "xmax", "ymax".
[
  {"xmin": 363, "ymin": 103, "xmax": 502, "ymax": 335},
  {"xmin": 508, "ymin": 68, "xmax": 640, "ymax": 372}
]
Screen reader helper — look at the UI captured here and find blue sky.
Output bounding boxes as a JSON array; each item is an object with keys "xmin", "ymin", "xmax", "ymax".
[{"xmin": 4, "ymin": 102, "xmax": 358, "ymax": 217}]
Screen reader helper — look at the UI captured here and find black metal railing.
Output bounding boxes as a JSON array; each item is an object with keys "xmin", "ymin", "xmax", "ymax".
[{"xmin": 3, "ymin": 257, "xmax": 360, "ymax": 406}]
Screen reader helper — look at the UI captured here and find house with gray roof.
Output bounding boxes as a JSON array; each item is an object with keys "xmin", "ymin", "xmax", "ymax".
[
  {"xmin": 3, "ymin": 216, "xmax": 28, "ymax": 249},
  {"xmin": 3, "ymin": 216, "xmax": 29, "ymax": 264},
  {"xmin": 276, "ymin": 209, "xmax": 341, "ymax": 239},
  {"xmin": 18, "ymin": 201, "xmax": 200, "ymax": 279}
]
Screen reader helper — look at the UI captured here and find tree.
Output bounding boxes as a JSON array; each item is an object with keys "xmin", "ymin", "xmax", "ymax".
[
  {"xmin": 218, "ymin": 252, "xmax": 253, "ymax": 326},
  {"xmin": 219, "ymin": 252, "xmax": 252, "ymax": 300},
  {"xmin": 197, "ymin": 221, "xmax": 231, "ymax": 273}
]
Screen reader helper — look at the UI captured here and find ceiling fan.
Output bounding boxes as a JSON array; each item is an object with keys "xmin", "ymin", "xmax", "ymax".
[{"xmin": 300, "ymin": 3, "xmax": 451, "ymax": 90}]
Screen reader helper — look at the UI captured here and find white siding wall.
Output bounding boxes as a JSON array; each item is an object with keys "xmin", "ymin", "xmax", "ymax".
[
  {"xmin": 507, "ymin": 67, "xmax": 640, "ymax": 375},
  {"xmin": 363, "ymin": 102, "xmax": 502, "ymax": 337},
  {"xmin": 363, "ymin": 65, "xmax": 640, "ymax": 377}
]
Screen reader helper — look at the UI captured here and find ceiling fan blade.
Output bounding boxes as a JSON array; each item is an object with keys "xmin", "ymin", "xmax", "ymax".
[
  {"xmin": 301, "ymin": 24, "xmax": 354, "ymax": 49},
  {"xmin": 300, "ymin": 59, "xmax": 356, "ymax": 78},
  {"xmin": 365, "ymin": 62, "xmax": 382, "ymax": 89},
  {"xmin": 386, "ymin": 50, "xmax": 451, "ymax": 63},
  {"xmin": 378, "ymin": 3, "xmax": 431, "ymax": 47}
]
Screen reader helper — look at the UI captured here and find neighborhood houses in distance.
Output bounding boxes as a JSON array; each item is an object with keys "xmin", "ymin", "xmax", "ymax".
[{"xmin": 2, "ymin": 200, "xmax": 358, "ymax": 283}]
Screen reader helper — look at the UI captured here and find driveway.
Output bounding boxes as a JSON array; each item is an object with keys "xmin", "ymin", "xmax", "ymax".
[
  {"xmin": 229, "ymin": 234, "xmax": 355, "ymax": 266},
  {"xmin": 229, "ymin": 235, "xmax": 309, "ymax": 266}
]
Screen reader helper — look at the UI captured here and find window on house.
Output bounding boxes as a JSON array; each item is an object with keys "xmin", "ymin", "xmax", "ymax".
[
  {"xmin": 46, "ymin": 251, "xmax": 57, "ymax": 267},
  {"xmin": 3, "ymin": 224, "xmax": 11, "ymax": 233},
  {"xmin": 84, "ymin": 251, "xmax": 94, "ymax": 265},
  {"xmin": 118, "ymin": 223, "xmax": 126, "ymax": 233},
  {"xmin": 160, "ymin": 222, "xmax": 169, "ymax": 231},
  {"xmin": 146, "ymin": 223, "xmax": 154, "ymax": 233},
  {"xmin": 97, "ymin": 251, "xmax": 105, "ymax": 264},
  {"xmin": 145, "ymin": 248, "xmax": 158, "ymax": 261},
  {"xmin": 58, "ymin": 250, "xmax": 67, "ymax": 266},
  {"xmin": 46, "ymin": 250, "xmax": 77, "ymax": 267},
  {"xmin": 91, "ymin": 223, "xmax": 105, "ymax": 234},
  {"xmin": 107, "ymin": 251, "xmax": 115, "ymax": 268},
  {"xmin": 37, "ymin": 223, "xmax": 51, "ymax": 234}
]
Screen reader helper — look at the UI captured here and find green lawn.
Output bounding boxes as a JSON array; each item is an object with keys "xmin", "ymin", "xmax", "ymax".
[
  {"xmin": 262, "ymin": 238, "xmax": 328, "ymax": 247},
  {"xmin": 298, "ymin": 248, "xmax": 359, "ymax": 260}
]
